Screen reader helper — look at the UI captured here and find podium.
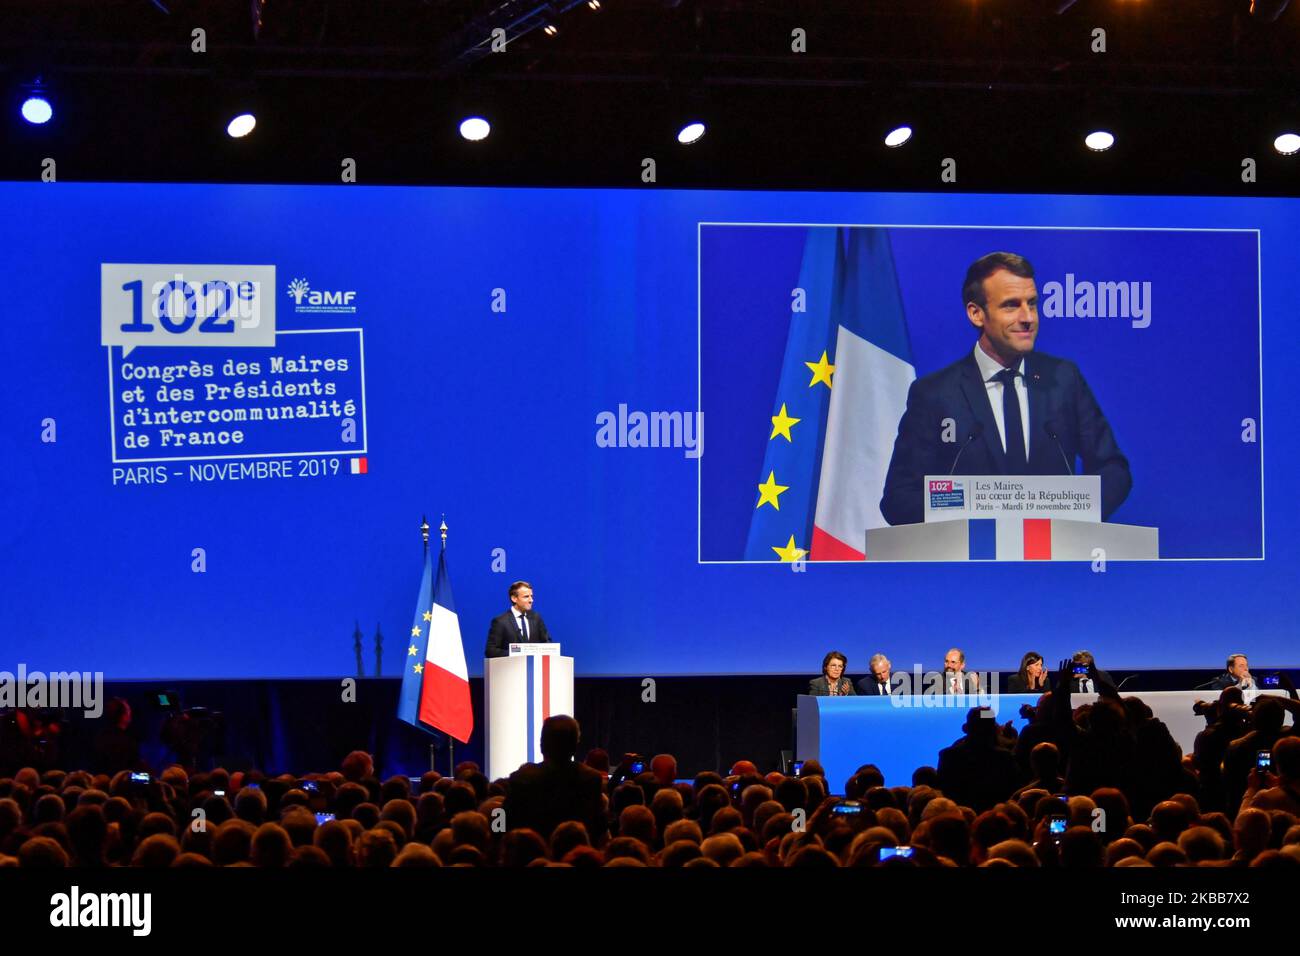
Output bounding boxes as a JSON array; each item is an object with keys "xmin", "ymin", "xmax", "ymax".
[
  {"xmin": 484, "ymin": 644, "xmax": 574, "ymax": 781},
  {"xmin": 865, "ymin": 517, "xmax": 1158, "ymax": 561},
  {"xmin": 867, "ymin": 474, "xmax": 1159, "ymax": 560}
]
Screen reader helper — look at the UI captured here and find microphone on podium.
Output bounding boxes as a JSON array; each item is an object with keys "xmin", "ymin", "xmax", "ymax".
[
  {"xmin": 949, "ymin": 423, "xmax": 985, "ymax": 475},
  {"xmin": 1042, "ymin": 420, "xmax": 1074, "ymax": 475}
]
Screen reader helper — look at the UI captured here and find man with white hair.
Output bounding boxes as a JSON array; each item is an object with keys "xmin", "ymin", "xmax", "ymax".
[{"xmin": 857, "ymin": 653, "xmax": 895, "ymax": 696}]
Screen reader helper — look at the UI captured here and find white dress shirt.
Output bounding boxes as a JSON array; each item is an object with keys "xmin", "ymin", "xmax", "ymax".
[
  {"xmin": 512, "ymin": 609, "xmax": 529, "ymax": 640},
  {"xmin": 972, "ymin": 342, "xmax": 1030, "ymax": 460}
]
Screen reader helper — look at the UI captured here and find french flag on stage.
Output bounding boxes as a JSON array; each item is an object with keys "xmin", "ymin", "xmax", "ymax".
[
  {"xmin": 397, "ymin": 544, "xmax": 473, "ymax": 743},
  {"xmin": 743, "ymin": 227, "xmax": 915, "ymax": 562}
]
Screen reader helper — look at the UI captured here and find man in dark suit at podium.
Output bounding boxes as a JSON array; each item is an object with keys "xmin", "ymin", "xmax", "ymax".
[
  {"xmin": 880, "ymin": 252, "xmax": 1132, "ymax": 527},
  {"xmin": 484, "ymin": 580, "xmax": 553, "ymax": 659}
]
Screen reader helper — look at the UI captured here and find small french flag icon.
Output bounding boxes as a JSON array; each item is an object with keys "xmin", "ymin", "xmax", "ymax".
[{"xmin": 350, "ymin": 457, "xmax": 368, "ymax": 475}]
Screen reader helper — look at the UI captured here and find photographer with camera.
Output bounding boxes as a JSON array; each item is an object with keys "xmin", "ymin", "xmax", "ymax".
[{"xmin": 1066, "ymin": 651, "xmax": 1112, "ymax": 694}]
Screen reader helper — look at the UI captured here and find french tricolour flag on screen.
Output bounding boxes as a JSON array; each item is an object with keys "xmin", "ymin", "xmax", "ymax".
[
  {"xmin": 811, "ymin": 229, "xmax": 916, "ymax": 559},
  {"xmin": 743, "ymin": 228, "xmax": 916, "ymax": 562},
  {"xmin": 397, "ymin": 546, "xmax": 473, "ymax": 743}
]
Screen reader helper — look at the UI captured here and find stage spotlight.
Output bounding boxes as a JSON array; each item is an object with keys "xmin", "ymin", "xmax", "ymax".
[
  {"xmin": 459, "ymin": 116, "xmax": 491, "ymax": 142},
  {"xmin": 588, "ymin": 0, "xmax": 601, "ymax": 8},
  {"xmin": 543, "ymin": 24, "xmax": 558, "ymax": 36},
  {"xmin": 226, "ymin": 113, "xmax": 256, "ymax": 138},
  {"xmin": 677, "ymin": 121, "xmax": 706, "ymax": 145},
  {"xmin": 1275, "ymin": 132, "xmax": 1300, "ymax": 156},
  {"xmin": 21, "ymin": 95, "xmax": 53, "ymax": 125},
  {"xmin": 1084, "ymin": 130, "xmax": 1115, "ymax": 152},
  {"xmin": 884, "ymin": 125, "xmax": 912, "ymax": 148}
]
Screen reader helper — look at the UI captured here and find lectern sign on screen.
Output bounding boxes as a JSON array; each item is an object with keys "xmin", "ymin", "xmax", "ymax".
[{"xmin": 923, "ymin": 475, "xmax": 1101, "ymax": 523}]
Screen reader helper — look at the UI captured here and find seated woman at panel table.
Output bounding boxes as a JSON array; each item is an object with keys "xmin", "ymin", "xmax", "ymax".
[
  {"xmin": 809, "ymin": 651, "xmax": 856, "ymax": 696},
  {"xmin": 1007, "ymin": 651, "xmax": 1052, "ymax": 694}
]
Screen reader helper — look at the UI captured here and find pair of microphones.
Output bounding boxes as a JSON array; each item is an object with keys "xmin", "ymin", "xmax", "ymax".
[{"xmin": 949, "ymin": 420, "xmax": 1073, "ymax": 475}]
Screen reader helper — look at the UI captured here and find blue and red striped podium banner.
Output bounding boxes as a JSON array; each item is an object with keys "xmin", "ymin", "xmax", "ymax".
[{"xmin": 865, "ymin": 517, "xmax": 1159, "ymax": 562}]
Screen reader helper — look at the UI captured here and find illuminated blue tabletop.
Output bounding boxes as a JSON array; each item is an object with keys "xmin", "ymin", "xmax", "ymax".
[{"xmin": 796, "ymin": 694, "xmax": 1042, "ymax": 792}]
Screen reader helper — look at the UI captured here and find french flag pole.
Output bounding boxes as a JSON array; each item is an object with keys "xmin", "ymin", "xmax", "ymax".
[{"xmin": 397, "ymin": 515, "xmax": 474, "ymax": 775}]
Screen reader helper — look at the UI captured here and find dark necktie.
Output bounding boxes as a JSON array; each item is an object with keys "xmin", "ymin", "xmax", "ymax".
[
  {"xmin": 517, "ymin": 614, "xmax": 528, "ymax": 641},
  {"xmin": 996, "ymin": 367, "xmax": 1027, "ymax": 472}
]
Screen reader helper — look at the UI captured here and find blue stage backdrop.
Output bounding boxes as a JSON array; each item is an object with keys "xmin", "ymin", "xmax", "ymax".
[{"xmin": 0, "ymin": 184, "xmax": 1296, "ymax": 679}]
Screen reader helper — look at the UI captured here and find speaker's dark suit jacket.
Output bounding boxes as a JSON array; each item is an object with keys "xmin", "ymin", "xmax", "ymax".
[
  {"xmin": 484, "ymin": 609, "xmax": 552, "ymax": 659},
  {"xmin": 880, "ymin": 350, "xmax": 1131, "ymax": 527}
]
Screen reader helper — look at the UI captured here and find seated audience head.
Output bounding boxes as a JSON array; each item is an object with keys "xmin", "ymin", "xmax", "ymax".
[
  {"xmin": 340, "ymin": 750, "xmax": 374, "ymax": 782},
  {"xmin": 660, "ymin": 840, "xmax": 702, "ymax": 867},
  {"xmin": 500, "ymin": 829, "xmax": 548, "ymax": 868},
  {"xmin": 539, "ymin": 715, "xmax": 581, "ymax": 762},
  {"xmin": 1253, "ymin": 697, "xmax": 1285, "ymax": 735},
  {"xmin": 650, "ymin": 753, "xmax": 677, "ymax": 786},
  {"xmin": 393, "ymin": 843, "xmax": 441, "ymax": 868},
  {"xmin": 1149, "ymin": 800, "xmax": 1193, "ymax": 844},
  {"xmin": 234, "ymin": 786, "xmax": 267, "ymax": 825},
  {"xmin": 357, "ymin": 828, "xmax": 398, "ymax": 868},
  {"xmin": 986, "ymin": 839, "xmax": 1039, "ymax": 868},
  {"xmin": 1178, "ymin": 826, "xmax": 1226, "ymax": 864},
  {"xmin": 912, "ymin": 767, "xmax": 940, "ymax": 789},
  {"xmin": 664, "ymin": 819, "xmax": 703, "ymax": 846},
  {"xmin": 619, "ymin": 804, "xmax": 657, "ymax": 848},
  {"xmin": 1029, "ymin": 742, "xmax": 1060, "ymax": 781},
  {"xmin": 583, "ymin": 748, "xmax": 610, "ymax": 774},
  {"xmin": 251, "ymin": 823, "xmax": 293, "ymax": 868},
  {"xmin": 1146, "ymin": 842, "xmax": 1189, "ymax": 867},
  {"xmin": 701, "ymin": 832, "xmax": 744, "ymax": 867},
  {"xmin": 1273, "ymin": 736, "xmax": 1300, "ymax": 783},
  {"xmin": 1104, "ymin": 838, "xmax": 1146, "ymax": 867},
  {"xmin": 549, "ymin": 820, "xmax": 590, "ymax": 860}
]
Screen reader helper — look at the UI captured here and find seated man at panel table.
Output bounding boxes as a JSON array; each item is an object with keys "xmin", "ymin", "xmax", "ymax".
[
  {"xmin": 856, "ymin": 653, "xmax": 896, "ymax": 696},
  {"xmin": 942, "ymin": 648, "xmax": 981, "ymax": 695},
  {"xmin": 1209, "ymin": 653, "xmax": 1259, "ymax": 703},
  {"xmin": 1065, "ymin": 650, "xmax": 1114, "ymax": 694}
]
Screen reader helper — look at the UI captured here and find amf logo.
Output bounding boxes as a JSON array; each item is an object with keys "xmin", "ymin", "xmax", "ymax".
[{"xmin": 286, "ymin": 278, "xmax": 357, "ymax": 313}]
